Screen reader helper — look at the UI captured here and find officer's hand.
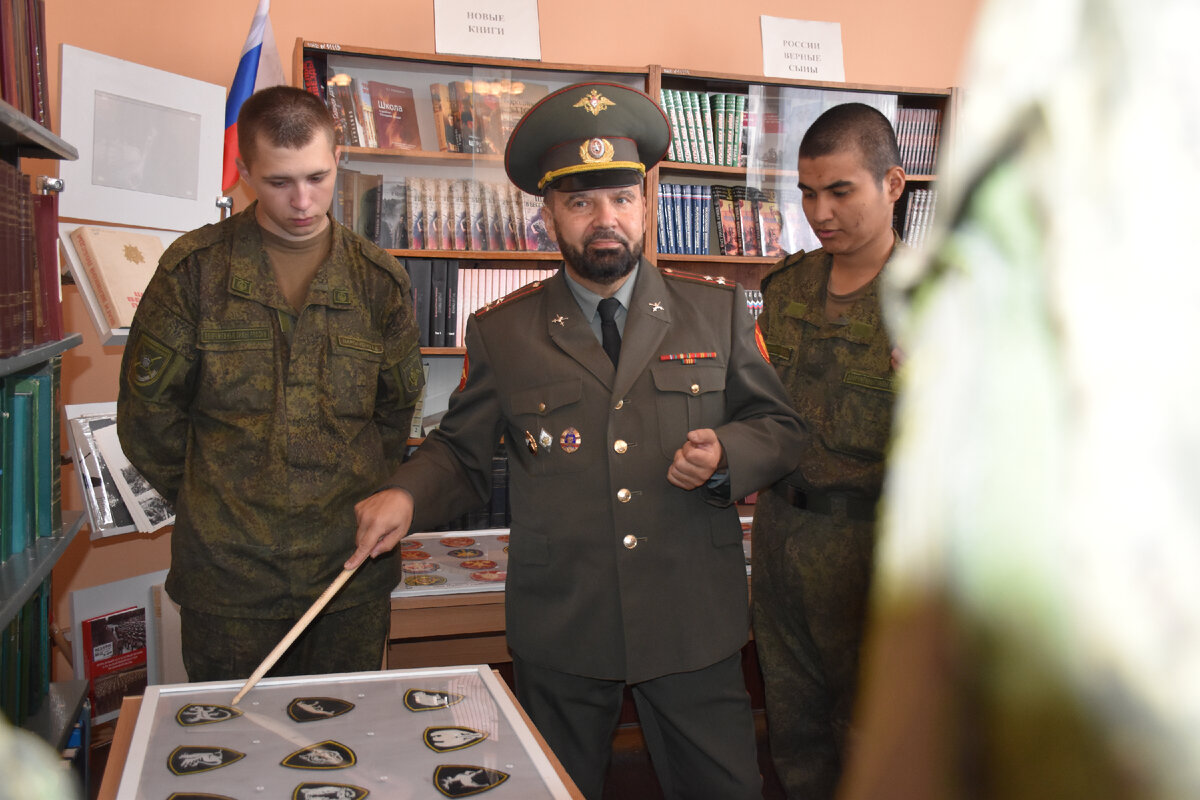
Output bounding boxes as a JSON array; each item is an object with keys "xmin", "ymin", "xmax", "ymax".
[
  {"xmin": 346, "ymin": 487, "xmax": 415, "ymax": 570},
  {"xmin": 668, "ymin": 428, "xmax": 725, "ymax": 490}
]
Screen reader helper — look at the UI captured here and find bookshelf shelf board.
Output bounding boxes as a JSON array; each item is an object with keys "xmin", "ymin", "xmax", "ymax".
[
  {"xmin": 656, "ymin": 254, "xmax": 779, "ymax": 266},
  {"xmin": 421, "ymin": 347, "xmax": 466, "ymax": 356},
  {"xmin": 0, "ymin": 511, "xmax": 86, "ymax": 631},
  {"xmin": 388, "ymin": 248, "xmax": 562, "ymax": 262},
  {"xmin": 659, "ymin": 161, "xmax": 799, "ymax": 180},
  {"xmin": 0, "ymin": 99, "xmax": 78, "ymax": 162},
  {"xmin": 22, "ymin": 679, "xmax": 89, "ymax": 752},
  {"xmin": 341, "ymin": 145, "xmax": 503, "ymax": 167},
  {"xmin": 0, "ymin": 333, "xmax": 83, "ymax": 378}
]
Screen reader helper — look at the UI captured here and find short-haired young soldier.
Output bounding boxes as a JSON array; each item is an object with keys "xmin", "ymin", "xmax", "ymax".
[
  {"xmin": 751, "ymin": 102, "xmax": 907, "ymax": 798},
  {"xmin": 117, "ymin": 86, "xmax": 424, "ymax": 682},
  {"xmin": 349, "ymin": 83, "xmax": 805, "ymax": 800}
]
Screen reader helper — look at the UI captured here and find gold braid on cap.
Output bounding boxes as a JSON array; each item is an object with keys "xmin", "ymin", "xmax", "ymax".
[{"xmin": 537, "ymin": 161, "xmax": 645, "ymax": 190}]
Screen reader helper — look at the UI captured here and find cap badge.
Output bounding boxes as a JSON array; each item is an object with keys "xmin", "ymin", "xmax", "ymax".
[
  {"xmin": 580, "ymin": 137, "xmax": 615, "ymax": 164},
  {"xmin": 574, "ymin": 89, "xmax": 615, "ymax": 116}
]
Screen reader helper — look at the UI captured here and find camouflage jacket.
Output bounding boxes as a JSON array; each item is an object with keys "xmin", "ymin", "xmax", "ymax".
[
  {"xmin": 759, "ymin": 245, "xmax": 901, "ymax": 496},
  {"xmin": 117, "ymin": 204, "xmax": 424, "ymax": 619}
]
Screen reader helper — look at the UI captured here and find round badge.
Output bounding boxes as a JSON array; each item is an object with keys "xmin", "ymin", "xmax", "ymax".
[
  {"xmin": 398, "ymin": 540, "xmax": 422, "ymax": 550},
  {"xmin": 400, "ymin": 550, "xmax": 432, "ymax": 561},
  {"xmin": 459, "ymin": 559, "xmax": 498, "ymax": 570},
  {"xmin": 402, "ymin": 561, "xmax": 441, "ymax": 574},
  {"xmin": 447, "ymin": 548, "xmax": 484, "ymax": 559},
  {"xmin": 440, "ymin": 536, "xmax": 476, "ymax": 548},
  {"xmin": 470, "ymin": 571, "xmax": 507, "ymax": 582},
  {"xmin": 588, "ymin": 138, "xmax": 607, "ymax": 159},
  {"xmin": 497, "ymin": 535, "xmax": 509, "ymax": 543},
  {"xmin": 560, "ymin": 427, "xmax": 582, "ymax": 453},
  {"xmin": 406, "ymin": 575, "xmax": 448, "ymax": 586}
]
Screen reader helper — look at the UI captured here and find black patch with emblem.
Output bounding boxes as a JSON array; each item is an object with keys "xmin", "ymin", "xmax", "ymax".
[
  {"xmin": 291, "ymin": 782, "xmax": 369, "ymax": 800},
  {"xmin": 404, "ymin": 688, "xmax": 464, "ymax": 711},
  {"xmin": 423, "ymin": 726, "xmax": 489, "ymax": 753},
  {"xmin": 127, "ymin": 330, "xmax": 175, "ymax": 391},
  {"xmin": 287, "ymin": 697, "xmax": 356, "ymax": 722},
  {"xmin": 167, "ymin": 745, "xmax": 245, "ymax": 775},
  {"xmin": 433, "ymin": 765, "xmax": 510, "ymax": 797},
  {"xmin": 282, "ymin": 740, "xmax": 356, "ymax": 770},
  {"xmin": 167, "ymin": 793, "xmax": 238, "ymax": 800},
  {"xmin": 175, "ymin": 703, "xmax": 242, "ymax": 726}
]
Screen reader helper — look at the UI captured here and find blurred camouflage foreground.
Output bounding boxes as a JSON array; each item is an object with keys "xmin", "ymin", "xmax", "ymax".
[{"xmin": 840, "ymin": 0, "xmax": 1200, "ymax": 797}]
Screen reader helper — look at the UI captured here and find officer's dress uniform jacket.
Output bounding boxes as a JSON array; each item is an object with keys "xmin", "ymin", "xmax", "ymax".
[
  {"xmin": 117, "ymin": 204, "xmax": 424, "ymax": 620},
  {"xmin": 389, "ymin": 258, "xmax": 803, "ymax": 684}
]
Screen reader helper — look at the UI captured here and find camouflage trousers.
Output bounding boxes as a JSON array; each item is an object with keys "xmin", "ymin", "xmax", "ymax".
[
  {"xmin": 179, "ymin": 597, "xmax": 391, "ymax": 682},
  {"xmin": 751, "ymin": 488, "xmax": 877, "ymax": 800}
]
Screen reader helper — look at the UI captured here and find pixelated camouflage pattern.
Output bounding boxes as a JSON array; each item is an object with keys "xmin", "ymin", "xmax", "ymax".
[
  {"xmin": 758, "ymin": 246, "xmax": 900, "ymax": 495},
  {"xmin": 117, "ymin": 204, "xmax": 423, "ymax": 620}
]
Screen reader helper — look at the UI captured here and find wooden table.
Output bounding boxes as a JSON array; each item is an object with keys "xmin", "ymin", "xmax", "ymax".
[
  {"xmin": 97, "ymin": 672, "xmax": 583, "ymax": 799},
  {"xmin": 387, "ymin": 590, "xmax": 510, "ymax": 668}
]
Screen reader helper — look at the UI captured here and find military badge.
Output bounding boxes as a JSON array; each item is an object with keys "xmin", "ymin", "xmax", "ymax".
[
  {"xmin": 291, "ymin": 784, "xmax": 368, "ymax": 800},
  {"xmin": 127, "ymin": 331, "xmax": 174, "ymax": 391},
  {"xmin": 404, "ymin": 689, "xmax": 464, "ymax": 711},
  {"xmin": 440, "ymin": 536, "xmax": 476, "ymax": 547},
  {"xmin": 287, "ymin": 697, "xmax": 355, "ymax": 722},
  {"xmin": 525, "ymin": 430, "xmax": 539, "ymax": 454},
  {"xmin": 423, "ymin": 726, "xmax": 489, "ymax": 753},
  {"xmin": 580, "ymin": 137, "xmax": 615, "ymax": 164},
  {"xmin": 574, "ymin": 88, "xmax": 615, "ymax": 116},
  {"xmin": 469, "ymin": 570, "xmax": 506, "ymax": 583},
  {"xmin": 447, "ymin": 548, "xmax": 484, "ymax": 558},
  {"xmin": 400, "ymin": 549, "xmax": 432, "ymax": 560},
  {"xmin": 167, "ymin": 746, "xmax": 245, "ymax": 776},
  {"xmin": 539, "ymin": 428, "xmax": 553, "ymax": 449},
  {"xmin": 403, "ymin": 561, "xmax": 441, "ymax": 574},
  {"xmin": 282, "ymin": 740, "xmax": 356, "ymax": 769},
  {"xmin": 176, "ymin": 703, "xmax": 242, "ymax": 726},
  {"xmin": 458, "ymin": 559, "xmax": 497, "ymax": 570},
  {"xmin": 434, "ymin": 765, "xmax": 510, "ymax": 797},
  {"xmin": 560, "ymin": 427, "xmax": 582, "ymax": 453},
  {"xmin": 406, "ymin": 575, "xmax": 449, "ymax": 587}
]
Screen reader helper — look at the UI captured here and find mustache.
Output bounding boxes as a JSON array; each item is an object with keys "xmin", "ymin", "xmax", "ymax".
[{"xmin": 586, "ymin": 231, "xmax": 628, "ymax": 245}]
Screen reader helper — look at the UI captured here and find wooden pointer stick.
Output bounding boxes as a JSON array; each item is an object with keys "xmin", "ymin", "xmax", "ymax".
[{"xmin": 231, "ymin": 564, "xmax": 359, "ymax": 705}]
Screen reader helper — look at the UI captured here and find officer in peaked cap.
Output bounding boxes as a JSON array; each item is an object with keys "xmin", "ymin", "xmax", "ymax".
[
  {"xmin": 504, "ymin": 81, "xmax": 671, "ymax": 195},
  {"xmin": 350, "ymin": 81, "xmax": 803, "ymax": 800}
]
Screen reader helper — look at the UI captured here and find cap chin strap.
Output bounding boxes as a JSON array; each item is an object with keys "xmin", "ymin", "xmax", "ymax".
[{"xmin": 538, "ymin": 162, "xmax": 645, "ymax": 191}]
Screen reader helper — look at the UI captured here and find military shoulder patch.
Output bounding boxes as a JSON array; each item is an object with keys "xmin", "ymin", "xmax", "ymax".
[
  {"xmin": 168, "ymin": 746, "xmax": 245, "ymax": 775},
  {"xmin": 660, "ymin": 267, "xmax": 737, "ymax": 290},
  {"xmin": 287, "ymin": 697, "xmax": 355, "ymax": 722},
  {"xmin": 292, "ymin": 783, "xmax": 368, "ymax": 800},
  {"xmin": 424, "ymin": 726, "xmax": 489, "ymax": 753},
  {"xmin": 176, "ymin": 703, "xmax": 242, "ymax": 726},
  {"xmin": 434, "ymin": 765, "xmax": 510, "ymax": 797},
  {"xmin": 127, "ymin": 330, "xmax": 176, "ymax": 392},
  {"xmin": 282, "ymin": 740, "xmax": 356, "ymax": 769},
  {"xmin": 474, "ymin": 280, "xmax": 547, "ymax": 318},
  {"xmin": 404, "ymin": 688, "xmax": 465, "ymax": 711}
]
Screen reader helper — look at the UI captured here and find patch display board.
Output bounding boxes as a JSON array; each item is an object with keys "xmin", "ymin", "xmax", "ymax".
[
  {"xmin": 116, "ymin": 665, "xmax": 575, "ymax": 799},
  {"xmin": 392, "ymin": 530, "xmax": 511, "ymax": 597}
]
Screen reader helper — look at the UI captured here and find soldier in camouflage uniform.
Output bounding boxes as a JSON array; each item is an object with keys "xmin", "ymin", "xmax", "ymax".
[
  {"xmin": 117, "ymin": 86, "xmax": 424, "ymax": 682},
  {"xmin": 751, "ymin": 103, "xmax": 906, "ymax": 799}
]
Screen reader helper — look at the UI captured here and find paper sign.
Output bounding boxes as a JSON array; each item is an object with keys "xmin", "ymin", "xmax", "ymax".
[
  {"xmin": 760, "ymin": 17, "xmax": 845, "ymax": 82},
  {"xmin": 434, "ymin": 0, "xmax": 542, "ymax": 60}
]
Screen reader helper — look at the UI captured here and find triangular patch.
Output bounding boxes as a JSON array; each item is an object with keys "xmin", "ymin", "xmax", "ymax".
[
  {"xmin": 423, "ymin": 726, "xmax": 489, "ymax": 752},
  {"xmin": 433, "ymin": 765, "xmax": 510, "ymax": 797},
  {"xmin": 404, "ymin": 688, "xmax": 464, "ymax": 711},
  {"xmin": 282, "ymin": 740, "xmax": 356, "ymax": 770},
  {"xmin": 176, "ymin": 703, "xmax": 243, "ymax": 726},
  {"xmin": 291, "ymin": 783, "xmax": 369, "ymax": 800},
  {"xmin": 167, "ymin": 746, "xmax": 245, "ymax": 775},
  {"xmin": 287, "ymin": 697, "xmax": 355, "ymax": 722}
]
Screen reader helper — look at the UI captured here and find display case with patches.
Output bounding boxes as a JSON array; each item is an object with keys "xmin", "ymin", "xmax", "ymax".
[{"xmin": 115, "ymin": 665, "xmax": 576, "ymax": 798}]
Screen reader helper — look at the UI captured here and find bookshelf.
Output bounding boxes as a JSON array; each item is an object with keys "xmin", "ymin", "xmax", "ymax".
[{"xmin": 1, "ymin": 94, "xmax": 88, "ymax": 777}]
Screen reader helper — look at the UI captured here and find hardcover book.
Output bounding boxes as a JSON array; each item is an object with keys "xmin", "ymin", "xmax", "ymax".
[
  {"xmin": 756, "ymin": 188, "xmax": 785, "ymax": 257},
  {"xmin": 68, "ymin": 226, "xmax": 163, "ymax": 329},
  {"xmin": 731, "ymin": 186, "xmax": 760, "ymax": 257},
  {"xmin": 429, "ymin": 83, "xmax": 460, "ymax": 152},
  {"xmin": 711, "ymin": 185, "xmax": 741, "ymax": 256},
  {"xmin": 378, "ymin": 178, "xmax": 408, "ymax": 249},
  {"xmin": 498, "ymin": 81, "xmax": 549, "ymax": 141},
  {"xmin": 367, "ymin": 81, "xmax": 422, "ymax": 150}
]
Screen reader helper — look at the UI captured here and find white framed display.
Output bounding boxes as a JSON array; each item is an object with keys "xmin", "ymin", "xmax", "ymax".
[
  {"xmin": 57, "ymin": 44, "xmax": 226, "ymax": 233},
  {"xmin": 116, "ymin": 664, "xmax": 576, "ymax": 799}
]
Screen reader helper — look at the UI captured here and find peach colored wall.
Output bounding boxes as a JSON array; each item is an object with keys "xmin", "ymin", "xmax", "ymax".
[{"xmin": 44, "ymin": 0, "xmax": 983, "ymax": 680}]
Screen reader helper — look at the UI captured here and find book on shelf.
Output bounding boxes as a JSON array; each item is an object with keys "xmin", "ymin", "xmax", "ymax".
[
  {"xmin": 450, "ymin": 179, "xmax": 469, "ymax": 251},
  {"xmin": 776, "ymin": 187, "xmax": 815, "ymax": 255},
  {"xmin": 30, "ymin": 190, "xmax": 62, "ymax": 345},
  {"xmin": 435, "ymin": 178, "xmax": 456, "ymax": 250},
  {"xmin": 506, "ymin": 184, "xmax": 525, "ymax": 250},
  {"xmin": 757, "ymin": 188, "xmax": 785, "ymax": 258},
  {"xmin": 467, "ymin": 180, "xmax": 488, "ymax": 251},
  {"xmin": 429, "ymin": 83, "xmax": 461, "ymax": 152},
  {"xmin": 498, "ymin": 82, "xmax": 549, "ymax": 141},
  {"xmin": 68, "ymin": 225, "xmax": 164, "ymax": 330},
  {"xmin": 367, "ymin": 80, "xmax": 422, "ymax": 151},
  {"xmin": 328, "ymin": 80, "xmax": 362, "ymax": 147},
  {"xmin": 405, "ymin": 257, "xmax": 433, "ymax": 347},
  {"xmin": 659, "ymin": 89, "xmax": 681, "ymax": 162},
  {"xmin": 2, "ymin": 358, "xmax": 62, "ymax": 552},
  {"xmin": 430, "ymin": 259, "xmax": 447, "ymax": 346},
  {"xmin": 711, "ymin": 93, "xmax": 728, "ymax": 167},
  {"xmin": 520, "ymin": 192, "xmax": 558, "ymax": 252},
  {"xmin": 407, "ymin": 177, "xmax": 426, "ymax": 250},
  {"xmin": 378, "ymin": 178, "xmax": 408, "ymax": 249},
  {"xmin": 80, "ymin": 604, "xmax": 148, "ymax": 720},
  {"xmin": 711, "ymin": 185, "xmax": 741, "ymax": 256},
  {"xmin": 731, "ymin": 186, "xmax": 761, "ymax": 257},
  {"xmin": 354, "ymin": 171, "xmax": 383, "ymax": 244},
  {"xmin": 444, "ymin": 260, "xmax": 459, "ymax": 347},
  {"xmin": 2, "ymin": 379, "xmax": 33, "ymax": 559},
  {"xmin": 301, "ymin": 54, "xmax": 324, "ymax": 100},
  {"xmin": 449, "ymin": 81, "xmax": 486, "ymax": 155},
  {"xmin": 484, "ymin": 182, "xmax": 506, "ymax": 251},
  {"xmin": 424, "ymin": 178, "xmax": 443, "ymax": 252},
  {"xmin": 0, "ymin": 0, "xmax": 51, "ymax": 125},
  {"xmin": 730, "ymin": 94, "xmax": 747, "ymax": 167},
  {"xmin": 352, "ymin": 78, "xmax": 378, "ymax": 148},
  {"xmin": 469, "ymin": 83, "xmax": 505, "ymax": 155}
]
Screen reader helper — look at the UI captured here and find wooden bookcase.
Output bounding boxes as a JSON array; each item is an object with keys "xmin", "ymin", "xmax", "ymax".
[{"xmin": 0, "ymin": 97, "xmax": 89, "ymax": 777}]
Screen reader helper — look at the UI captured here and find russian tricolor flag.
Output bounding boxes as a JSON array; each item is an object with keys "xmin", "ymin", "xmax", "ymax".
[{"xmin": 222, "ymin": 0, "xmax": 285, "ymax": 192}]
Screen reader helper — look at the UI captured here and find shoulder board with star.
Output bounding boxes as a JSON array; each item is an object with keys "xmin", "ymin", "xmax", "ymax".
[
  {"xmin": 474, "ymin": 280, "xmax": 547, "ymax": 318},
  {"xmin": 659, "ymin": 267, "xmax": 738, "ymax": 290}
]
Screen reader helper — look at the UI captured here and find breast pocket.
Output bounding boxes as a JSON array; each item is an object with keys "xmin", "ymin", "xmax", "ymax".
[
  {"xmin": 651, "ymin": 364, "xmax": 727, "ymax": 459},
  {"xmin": 331, "ymin": 334, "xmax": 385, "ymax": 419},
  {"xmin": 195, "ymin": 328, "xmax": 275, "ymax": 414},
  {"xmin": 828, "ymin": 369, "xmax": 896, "ymax": 461},
  {"xmin": 509, "ymin": 378, "xmax": 589, "ymax": 474}
]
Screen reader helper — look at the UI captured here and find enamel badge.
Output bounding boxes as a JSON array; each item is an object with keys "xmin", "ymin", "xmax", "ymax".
[{"xmin": 560, "ymin": 427, "xmax": 582, "ymax": 453}]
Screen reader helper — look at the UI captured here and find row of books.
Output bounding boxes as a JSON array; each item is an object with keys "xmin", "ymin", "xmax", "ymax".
[
  {"xmin": 0, "ymin": 160, "xmax": 63, "ymax": 358},
  {"xmin": 901, "ymin": 188, "xmax": 939, "ymax": 250},
  {"xmin": 895, "ymin": 107, "xmax": 943, "ymax": 175},
  {"xmin": 400, "ymin": 259, "xmax": 558, "ymax": 348},
  {"xmin": 0, "ymin": 357, "xmax": 61, "ymax": 564},
  {"xmin": 428, "ymin": 79, "xmax": 548, "ymax": 155},
  {"xmin": 321, "ymin": 75, "xmax": 423, "ymax": 151},
  {"xmin": 659, "ymin": 184, "xmax": 791, "ymax": 258},
  {"xmin": 0, "ymin": 0, "xmax": 51, "ymax": 127},
  {"xmin": 0, "ymin": 576, "xmax": 51, "ymax": 728},
  {"xmin": 334, "ymin": 174, "xmax": 559, "ymax": 255},
  {"xmin": 660, "ymin": 89, "xmax": 748, "ymax": 167}
]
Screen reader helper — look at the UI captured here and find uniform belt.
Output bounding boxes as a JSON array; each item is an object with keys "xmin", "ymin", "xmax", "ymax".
[{"xmin": 776, "ymin": 483, "xmax": 878, "ymax": 522}]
